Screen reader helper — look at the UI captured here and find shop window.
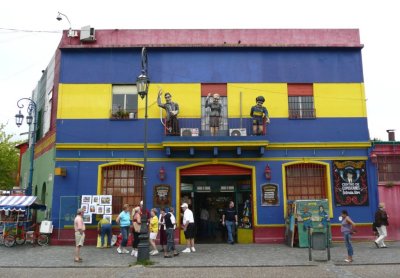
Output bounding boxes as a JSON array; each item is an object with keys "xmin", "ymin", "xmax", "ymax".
[
  {"xmin": 102, "ymin": 164, "xmax": 142, "ymax": 214},
  {"xmin": 285, "ymin": 163, "xmax": 326, "ymax": 201},
  {"xmin": 377, "ymin": 155, "xmax": 400, "ymax": 182},
  {"xmin": 288, "ymin": 84, "xmax": 316, "ymax": 119},
  {"xmin": 111, "ymin": 85, "xmax": 138, "ymax": 119}
]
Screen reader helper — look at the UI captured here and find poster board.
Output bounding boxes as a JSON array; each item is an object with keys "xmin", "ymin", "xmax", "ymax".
[
  {"xmin": 294, "ymin": 199, "xmax": 330, "ymax": 248},
  {"xmin": 80, "ymin": 195, "xmax": 113, "ymax": 224}
]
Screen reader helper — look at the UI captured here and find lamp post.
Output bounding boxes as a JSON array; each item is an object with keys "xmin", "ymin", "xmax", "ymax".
[
  {"xmin": 136, "ymin": 47, "xmax": 150, "ymax": 261},
  {"xmin": 15, "ymin": 98, "xmax": 38, "ymax": 196}
]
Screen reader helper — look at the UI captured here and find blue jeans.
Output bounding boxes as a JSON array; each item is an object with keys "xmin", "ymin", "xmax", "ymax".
[
  {"xmin": 100, "ymin": 223, "xmax": 112, "ymax": 246},
  {"xmin": 120, "ymin": 226, "xmax": 130, "ymax": 247},
  {"xmin": 166, "ymin": 228, "xmax": 175, "ymax": 252},
  {"xmin": 343, "ymin": 232, "xmax": 353, "ymax": 256},
  {"xmin": 226, "ymin": 220, "xmax": 234, "ymax": 243}
]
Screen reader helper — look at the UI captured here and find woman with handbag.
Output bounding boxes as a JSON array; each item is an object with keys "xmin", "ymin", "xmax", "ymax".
[
  {"xmin": 340, "ymin": 210, "xmax": 356, "ymax": 263},
  {"xmin": 131, "ymin": 206, "xmax": 141, "ymax": 257}
]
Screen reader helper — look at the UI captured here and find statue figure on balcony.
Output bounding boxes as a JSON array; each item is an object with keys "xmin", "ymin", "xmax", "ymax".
[
  {"xmin": 250, "ymin": 96, "xmax": 269, "ymax": 136},
  {"xmin": 158, "ymin": 90, "xmax": 180, "ymax": 136},
  {"xmin": 205, "ymin": 93, "xmax": 222, "ymax": 136}
]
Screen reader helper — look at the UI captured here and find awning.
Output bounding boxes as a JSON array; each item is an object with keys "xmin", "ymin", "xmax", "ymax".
[{"xmin": 0, "ymin": 196, "xmax": 46, "ymax": 212}]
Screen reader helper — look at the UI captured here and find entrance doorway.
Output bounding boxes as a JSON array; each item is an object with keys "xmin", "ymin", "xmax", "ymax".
[{"xmin": 180, "ymin": 175, "xmax": 252, "ymax": 243}]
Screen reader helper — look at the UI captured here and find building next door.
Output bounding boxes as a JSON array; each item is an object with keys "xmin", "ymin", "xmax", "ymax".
[{"xmin": 179, "ymin": 163, "xmax": 253, "ymax": 244}]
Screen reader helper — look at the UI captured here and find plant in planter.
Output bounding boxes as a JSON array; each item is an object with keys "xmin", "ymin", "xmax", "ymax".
[{"xmin": 384, "ymin": 182, "xmax": 395, "ymax": 188}]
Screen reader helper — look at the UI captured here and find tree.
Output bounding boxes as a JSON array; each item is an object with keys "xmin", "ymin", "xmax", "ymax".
[{"xmin": 0, "ymin": 123, "xmax": 20, "ymax": 190}]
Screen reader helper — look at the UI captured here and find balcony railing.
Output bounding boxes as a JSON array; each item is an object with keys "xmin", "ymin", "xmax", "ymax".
[{"xmin": 161, "ymin": 117, "xmax": 268, "ymax": 137}]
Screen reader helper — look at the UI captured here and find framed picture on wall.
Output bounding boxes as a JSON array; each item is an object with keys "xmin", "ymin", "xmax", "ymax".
[
  {"xmin": 92, "ymin": 195, "xmax": 99, "ymax": 204},
  {"xmin": 81, "ymin": 195, "xmax": 92, "ymax": 204},
  {"xmin": 104, "ymin": 206, "xmax": 112, "ymax": 215},
  {"xmin": 81, "ymin": 203, "xmax": 89, "ymax": 213},
  {"xmin": 89, "ymin": 204, "xmax": 96, "ymax": 213},
  {"xmin": 96, "ymin": 205, "xmax": 104, "ymax": 214},
  {"xmin": 100, "ymin": 195, "xmax": 112, "ymax": 206},
  {"xmin": 82, "ymin": 213, "xmax": 92, "ymax": 224},
  {"xmin": 103, "ymin": 214, "xmax": 112, "ymax": 223}
]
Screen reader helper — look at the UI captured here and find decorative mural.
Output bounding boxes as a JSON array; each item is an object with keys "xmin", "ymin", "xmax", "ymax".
[{"xmin": 333, "ymin": 161, "xmax": 369, "ymax": 206}]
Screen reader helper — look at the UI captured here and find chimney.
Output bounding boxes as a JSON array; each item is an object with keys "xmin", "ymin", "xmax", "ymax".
[{"xmin": 386, "ymin": 129, "xmax": 395, "ymax": 141}]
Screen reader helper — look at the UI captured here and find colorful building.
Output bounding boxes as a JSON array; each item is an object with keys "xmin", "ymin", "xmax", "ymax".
[{"xmin": 19, "ymin": 29, "xmax": 378, "ymax": 244}]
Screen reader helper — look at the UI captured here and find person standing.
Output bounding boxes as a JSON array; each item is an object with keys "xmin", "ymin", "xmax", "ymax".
[
  {"xmin": 131, "ymin": 206, "xmax": 141, "ymax": 257},
  {"xmin": 149, "ymin": 208, "xmax": 159, "ymax": 255},
  {"xmin": 158, "ymin": 207, "xmax": 167, "ymax": 253},
  {"xmin": 205, "ymin": 93, "xmax": 222, "ymax": 136},
  {"xmin": 116, "ymin": 204, "xmax": 131, "ymax": 254},
  {"xmin": 74, "ymin": 208, "xmax": 86, "ymax": 262},
  {"xmin": 222, "ymin": 201, "xmax": 238, "ymax": 245},
  {"xmin": 97, "ymin": 215, "xmax": 112, "ymax": 248},
  {"xmin": 158, "ymin": 90, "xmax": 180, "ymax": 136},
  {"xmin": 374, "ymin": 202, "xmax": 389, "ymax": 248},
  {"xmin": 250, "ymin": 96, "xmax": 269, "ymax": 136},
  {"xmin": 181, "ymin": 203, "xmax": 196, "ymax": 253},
  {"xmin": 164, "ymin": 207, "xmax": 179, "ymax": 258},
  {"xmin": 200, "ymin": 206, "xmax": 210, "ymax": 237},
  {"xmin": 340, "ymin": 210, "xmax": 356, "ymax": 263}
]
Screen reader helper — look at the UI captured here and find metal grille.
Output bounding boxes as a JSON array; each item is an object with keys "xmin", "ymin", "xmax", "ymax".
[
  {"xmin": 285, "ymin": 163, "xmax": 327, "ymax": 201},
  {"xmin": 102, "ymin": 164, "xmax": 143, "ymax": 214},
  {"xmin": 377, "ymin": 155, "xmax": 400, "ymax": 182},
  {"xmin": 288, "ymin": 96, "xmax": 316, "ymax": 119}
]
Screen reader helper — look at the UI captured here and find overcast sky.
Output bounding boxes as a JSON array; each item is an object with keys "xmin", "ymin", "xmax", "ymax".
[{"xmin": 1, "ymin": 0, "xmax": 399, "ymax": 141}]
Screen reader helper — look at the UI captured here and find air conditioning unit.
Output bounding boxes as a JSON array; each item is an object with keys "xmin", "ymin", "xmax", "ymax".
[
  {"xmin": 80, "ymin": 25, "xmax": 96, "ymax": 41},
  {"xmin": 180, "ymin": 128, "xmax": 199, "ymax": 137},
  {"xmin": 229, "ymin": 128, "xmax": 247, "ymax": 136}
]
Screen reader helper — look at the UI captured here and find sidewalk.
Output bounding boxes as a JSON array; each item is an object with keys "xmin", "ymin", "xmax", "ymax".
[{"xmin": 1, "ymin": 242, "xmax": 399, "ymax": 268}]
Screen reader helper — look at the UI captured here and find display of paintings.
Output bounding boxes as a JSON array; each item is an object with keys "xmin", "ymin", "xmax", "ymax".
[
  {"xmin": 81, "ymin": 195, "xmax": 92, "ymax": 204},
  {"xmin": 103, "ymin": 214, "xmax": 112, "ymax": 223},
  {"xmin": 100, "ymin": 195, "xmax": 112, "ymax": 205},
  {"xmin": 81, "ymin": 203, "xmax": 89, "ymax": 213},
  {"xmin": 96, "ymin": 205, "xmax": 104, "ymax": 214},
  {"xmin": 105, "ymin": 206, "xmax": 112, "ymax": 215},
  {"xmin": 89, "ymin": 204, "xmax": 96, "ymax": 213},
  {"xmin": 82, "ymin": 213, "xmax": 92, "ymax": 224},
  {"xmin": 92, "ymin": 195, "xmax": 99, "ymax": 204}
]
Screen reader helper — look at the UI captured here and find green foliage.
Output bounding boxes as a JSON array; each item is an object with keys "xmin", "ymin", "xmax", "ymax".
[{"xmin": 0, "ymin": 123, "xmax": 20, "ymax": 190}]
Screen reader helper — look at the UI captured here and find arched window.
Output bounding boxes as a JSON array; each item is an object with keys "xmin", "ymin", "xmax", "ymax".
[
  {"xmin": 102, "ymin": 164, "xmax": 143, "ymax": 214},
  {"xmin": 285, "ymin": 163, "xmax": 327, "ymax": 201}
]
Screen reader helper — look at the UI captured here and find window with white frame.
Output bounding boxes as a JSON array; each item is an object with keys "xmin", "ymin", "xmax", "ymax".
[{"xmin": 111, "ymin": 85, "xmax": 138, "ymax": 119}]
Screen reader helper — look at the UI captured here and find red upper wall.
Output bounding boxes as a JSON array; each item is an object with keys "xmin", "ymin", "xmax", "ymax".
[{"xmin": 59, "ymin": 29, "xmax": 362, "ymax": 48}]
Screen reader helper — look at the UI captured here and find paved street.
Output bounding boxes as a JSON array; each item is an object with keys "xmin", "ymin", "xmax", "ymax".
[{"xmin": 1, "ymin": 242, "xmax": 399, "ymax": 277}]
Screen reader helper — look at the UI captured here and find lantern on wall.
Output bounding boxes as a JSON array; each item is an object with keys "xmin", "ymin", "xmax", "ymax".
[
  {"xmin": 264, "ymin": 164, "xmax": 271, "ymax": 180},
  {"xmin": 158, "ymin": 166, "xmax": 166, "ymax": 181}
]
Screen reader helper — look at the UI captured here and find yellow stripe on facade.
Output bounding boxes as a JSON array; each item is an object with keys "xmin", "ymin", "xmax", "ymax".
[
  {"xmin": 227, "ymin": 83, "xmax": 288, "ymax": 118},
  {"xmin": 35, "ymin": 133, "xmax": 56, "ymax": 154},
  {"xmin": 314, "ymin": 83, "xmax": 367, "ymax": 117}
]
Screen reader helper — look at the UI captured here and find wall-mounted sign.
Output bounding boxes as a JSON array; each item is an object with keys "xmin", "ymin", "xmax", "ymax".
[
  {"xmin": 153, "ymin": 184, "xmax": 171, "ymax": 207},
  {"xmin": 261, "ymin": 183, "xmax": 279, "ymax": 206},
  {"xmin": 333, "ymin": 160, "xmax": 369, "ymax": 206}
]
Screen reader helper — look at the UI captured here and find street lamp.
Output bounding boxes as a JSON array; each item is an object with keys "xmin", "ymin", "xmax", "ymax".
[
  {"xmin": 15, "ymin": 98, "xmax": 38, "ymax": 196},
  {"xmin": 136, "ymin": 47, "xmax": 150, "ymax": 261}
]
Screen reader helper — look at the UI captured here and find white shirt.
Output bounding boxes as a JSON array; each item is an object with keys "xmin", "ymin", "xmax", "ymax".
[{"xmin": 183, "ymin": 208, "xmax": 195, "ymax": 224}]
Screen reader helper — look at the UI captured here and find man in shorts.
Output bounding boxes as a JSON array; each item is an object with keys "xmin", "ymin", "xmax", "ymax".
[
  {"xmin": 181, "ymin": 203, "xmax": 196, "ymax": 253},
  {"xmin": 74, "ymin": 208, "xmax": 86, "ymax": 262}
]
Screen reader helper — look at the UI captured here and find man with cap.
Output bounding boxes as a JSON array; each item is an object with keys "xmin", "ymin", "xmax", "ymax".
[
  {"xmin": 374, "ymin": 202, "xmax": 389, "ymax": 248},
  {"xmin": 181, "ymin": 203, "xmax": 196, "ymax": 253},
  {"xmin": 74, "ymin": 208, "xmax": 86, "ymax": 262}
]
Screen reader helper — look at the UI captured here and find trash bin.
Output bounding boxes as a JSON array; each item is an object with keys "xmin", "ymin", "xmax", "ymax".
[{"xmin": 311, "ymin": 232, "xmax": 326, "ymax": 250}]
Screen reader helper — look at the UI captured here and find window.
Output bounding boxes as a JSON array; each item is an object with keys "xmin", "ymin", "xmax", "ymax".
[
  {"xmin": 111, "ymin": 85, "xmax": 138, "ymax": 119},
  {"xmin": 288, "ymin": 84, "xmax": 316, "ymax": 119},
  {"xmin": 102, "ymin": 164, "xmax": 143, "ymax": 214},
  {"xmin": 201, "ymin": 84, "xmax": 228, "ymax": 136},
  {"xmin": 285, "ymin": 163, "xmax": 326, "ymax": 200},
  {"xmin": 377, "ymin": 156, "xmax": 400, "ymax": 182}
]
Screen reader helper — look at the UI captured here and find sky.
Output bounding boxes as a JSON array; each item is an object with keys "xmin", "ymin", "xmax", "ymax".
[{"xmin": 1, "ymin": 0, "xmax": 399, "ymax": 141}]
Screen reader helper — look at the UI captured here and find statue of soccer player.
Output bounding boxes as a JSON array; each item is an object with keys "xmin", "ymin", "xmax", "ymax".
[
  {"xmin": 158, "ymin": 90, "xmax": 180, "ymax": 135},
  {"xmin": 205, "ymin": 93, "xmax": 222, "ymax": 136},
  {"xmin": 250, "ymin": 96, "xmax": 269, "ymax": 136}
]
